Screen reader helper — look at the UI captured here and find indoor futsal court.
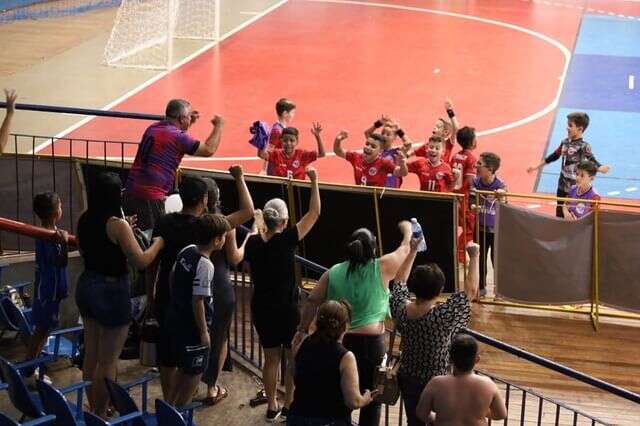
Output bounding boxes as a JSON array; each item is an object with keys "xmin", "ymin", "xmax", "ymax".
[
  {"xmin": 1, "ymin": 1, "xmax": 640, "ymax": 425},
  {"xmin": 3, "ymin": 0, "xmax": 640, "ymax": 204}
]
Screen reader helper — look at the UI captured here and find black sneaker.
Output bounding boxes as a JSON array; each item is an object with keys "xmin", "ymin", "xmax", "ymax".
[
  {"xmin": 265, "ymin": 409, "xmax": 282, "ymax": 423},
  {"xmin": 280, "ymin": 407, "xmax": 289, "ymax": 421}
]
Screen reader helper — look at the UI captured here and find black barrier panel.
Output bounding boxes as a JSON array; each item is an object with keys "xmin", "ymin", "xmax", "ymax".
[
  {"xmin": 0, "ymin": 155, "xmax": 85, "ymax": 252},
  {"xmin": 377, "ymin": 192, "xmax": 457, "ymax": 293},
  {"xmin": 202, "ymin": 174, "xmax": 291, "ymax": 227},
  {"xmin": 295, "ymin": 185, "xmax": 379, "ymax": 278}
]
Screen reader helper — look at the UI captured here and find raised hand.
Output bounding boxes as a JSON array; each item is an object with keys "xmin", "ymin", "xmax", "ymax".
[
  {"xmin": 211, "ymin": 115, "xmax": 224, "ymax": 126},
  {"xmin": 305, "ymin": 166, "xmax": 318, "ymax": 181},
  {"xmin": 4, "ymin": 89, "xmax": 17, "ymax": 113},
  {"xmin": 335, "ymin": 130, "xmax": 349, "ymax": 141},
  {"xmin": 311, "ymin": 122, "xmax": 322, "ymax": 137},
  {"xmin": 229, "ymin": 164, "xmax": 243, "ymax": 179}
]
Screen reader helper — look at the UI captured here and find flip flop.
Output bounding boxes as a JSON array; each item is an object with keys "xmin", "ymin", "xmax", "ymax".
[{"xmin": 203, "ymin": 385, "xmax": 228, "ymax": 406}]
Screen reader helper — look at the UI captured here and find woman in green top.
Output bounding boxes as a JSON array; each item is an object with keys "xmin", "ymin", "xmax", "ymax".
[{"xmin": 295, "ymin": 221, "xmax": 412, "ymax": 426}]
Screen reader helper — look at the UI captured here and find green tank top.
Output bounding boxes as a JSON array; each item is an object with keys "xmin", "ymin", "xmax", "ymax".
[{"xmin": 327, "ymin": 259, "xmax": 389, "ymax": 329}]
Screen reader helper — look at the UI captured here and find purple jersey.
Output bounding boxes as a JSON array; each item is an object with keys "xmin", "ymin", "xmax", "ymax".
[
  {"xmin": 567, "ymin": 185, "xmax": 600, "ymax": 219},
  {"xmin": 382, "ymin": 147, "xmax": 402, "ymax": 188},
  {"xmin": 472, "ymin": 176, "xmax": 506, "ymax": 231},
  {"xmin": 125, "ymin": 121, "xmax": 200, "ymax": 200}
]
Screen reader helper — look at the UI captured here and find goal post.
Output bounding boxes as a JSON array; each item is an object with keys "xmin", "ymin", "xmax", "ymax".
[{"xmin": 103, "ymin": 0, "xmax": 220, "ymax": 70}]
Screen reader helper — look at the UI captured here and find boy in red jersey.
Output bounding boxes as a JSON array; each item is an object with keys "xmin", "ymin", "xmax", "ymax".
[
  {"xmin": 450, "ymin": 126, "xmax": 478, "ymax": 262},
  {"xmin": 363, "ymin": 115, "xmax": 413, "ymax": 188},
  {"xmin": 410, "ymin": 99, "xmax": 460, "ymax": 164},
  {"xmin": 334, "ymin": 131, "xmax": 408, "ymax": 187},
  {"xmin": 260, "ymin": 98, "xmax": 297, "ymax": 175},
  {"xmin": 407, "ymin": 135, "xmax": 461, "ymax": 192},
  {"xmin": 258, "ymin": 124, "xmax": 325, "ymax": 180}
]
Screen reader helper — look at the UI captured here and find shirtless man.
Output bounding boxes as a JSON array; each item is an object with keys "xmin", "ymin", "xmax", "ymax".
[{"xmin": 416, "ymin": 334, "xmax": 507, "ymax": 425}]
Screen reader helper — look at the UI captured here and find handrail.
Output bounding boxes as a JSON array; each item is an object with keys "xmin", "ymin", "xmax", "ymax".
[
  {"xmin": 0, "ymin": 102, "xmax": 163, "ymax": 121},
  {"xmin": 288, "ymin": 250, "xmax": 640, "ymax": 406},
  {"xmin": 0, "ymin": 217, "xmax": 78, "ymax": 247},
  {"xmin": 462, "ymin": 328, "xmax": 640, "ymax": 404}
]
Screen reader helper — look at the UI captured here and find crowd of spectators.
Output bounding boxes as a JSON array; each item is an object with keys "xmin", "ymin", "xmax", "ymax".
[{"xmin": 1, "ymin": 91, "xmax": 614, "ymax": 425}]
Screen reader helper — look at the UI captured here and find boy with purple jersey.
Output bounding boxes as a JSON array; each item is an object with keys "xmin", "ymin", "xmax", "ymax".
[
  {"xmin": 472, "ymin": 152, "xmax": 507, "ymax": 296},
  {"xmin": 563, "ymin": 160, "xmax": 600, "ymax": 220},
  {"xmin": 124, "ymin": 99, "xmax": 225, "ymax": 231},
  {"xmin": 27, "ymin": 193, "xmax": 69, "ymax": 371},
  {"xmin": 527, "ymin": 112, "xmax": 610, "ymax": 218}
]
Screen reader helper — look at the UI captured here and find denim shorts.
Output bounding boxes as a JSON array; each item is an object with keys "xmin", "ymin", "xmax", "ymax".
[{"xmin": 75, "ymin": 270, "xmax": 131, "ymax": 328}]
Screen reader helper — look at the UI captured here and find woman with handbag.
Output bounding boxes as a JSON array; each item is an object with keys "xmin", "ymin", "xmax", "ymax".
[
  {"xmin": 389, "ymin": 241, "xmax": 479, "ymax": 426},
  {"xmin": 294, "ymin": 221, "xmax": 412, "ymax": 426},
  {"xmin": 288, "ymin": 300, "xmax": 376, "ymax": 426}
]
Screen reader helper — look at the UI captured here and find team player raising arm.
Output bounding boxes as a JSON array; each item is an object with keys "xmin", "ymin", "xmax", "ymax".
[{"xmin": 333, "ymin": 130, "xmax": 408, "ymax": 187}]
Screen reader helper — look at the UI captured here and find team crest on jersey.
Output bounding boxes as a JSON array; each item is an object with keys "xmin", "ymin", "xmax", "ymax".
[
  {"xmin": 292, "ymin": 160, "xmax": 300, "ymax": 168},
  {"xmin": 436, "ymin": 172, "xmax": 444, "ymax": 180},
  {"xmin": 575, "ymin": 202, "xmax": 586, "ymax": 215},
  {"xmin": 368, "ymin": 167, "xmax": 378, "ymax": 176},
  {"xmin": 567, "ymin": 147, "xmax": 577, "ymax": 155}
]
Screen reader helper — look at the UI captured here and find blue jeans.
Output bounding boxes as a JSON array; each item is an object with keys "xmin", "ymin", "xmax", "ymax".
[{"xmin": 399, "ymin": 374, "xmax": 427, "ymax": 426}]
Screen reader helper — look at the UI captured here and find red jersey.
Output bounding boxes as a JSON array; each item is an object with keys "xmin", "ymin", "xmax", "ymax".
[
  {"xmin": 268, "ymin": 148, "xmax": 317, "ymax": 179},
  {"xmin": 414, "ymin": 137, "xmax": 455, "ymax": 163},
  {"xmin": 346, "ymin": 151, "xmax": 396, "ymax": 187},
  {"xmin": 408, "ymin": 158, "xmax": 454, "ymax": 192},
  {"xmin": 450, "ymin": 149, "xmax": 477, "ymax": 193},
  {"xmin": 268, "ymin": 122, "xmax": 284, "ymax": 149}
]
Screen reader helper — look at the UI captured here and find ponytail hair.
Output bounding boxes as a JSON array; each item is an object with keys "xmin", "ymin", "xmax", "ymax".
[
  {"xmin": 314, "ymin": 300, "xmax": 352, "ymax": 342},
  {"xmin": 346, "ymin": 228, "xmax": 377, "ymax": 276}
]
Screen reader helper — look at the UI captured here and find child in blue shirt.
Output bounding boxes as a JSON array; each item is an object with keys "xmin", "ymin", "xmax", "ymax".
[{"xmin": 27, "ymin": 192, "xmax": 69, "ymax": 362}]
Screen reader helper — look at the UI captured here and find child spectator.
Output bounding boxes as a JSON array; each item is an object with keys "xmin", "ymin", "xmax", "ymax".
[
  {"xmin": 410, "ymin": 99, "xmax": 459, "ymax": 164},
  {"xmin": 451, "ymin": 126, "xmax": 478, "ymax": 262},
  {"xmin": 527, "ymin": 112, "xmax": 610, "ymax": 217},
  {"xmin": 334, "ymin": 131, "xmax": 408, "ymax": 187},
  {"xmin": 472, "ymin": 152, "xmax": 507, "ymax": 296},
  {"xmin": 416, "ymin": 333, "xmax": 507, "ymax": 425},
  {"xmin": 257, "ymin": 124, "xmax": 325, "ymax": 180},
  {"xmin": 407, "ymin": 135, "xmax": 461, "ymax": 193},
  {"xmin": 261, "ymin": 98, "xmax": 297, "ymax": 175},
  {"xmin": 363, "ymin": 115, "xmax": 412, "ymax": 188},
  {"xmin": 164, "ymin": 213, "xmax": 230, "ymax": 407},
  {"xmin": 1, "ymin": 89, "xmax": 17, "ymax": 155},
  {"xmin": 563, "ymin": 160, "xmax": 600, "ymax": 220},
  {"xmin": 27, "ymin": 192, "xmax": 69, "ymax": 374}
]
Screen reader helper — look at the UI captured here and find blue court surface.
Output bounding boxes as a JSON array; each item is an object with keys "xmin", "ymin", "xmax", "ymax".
[{"xmin": 538, "ymin": 15, "xmax": 640, "ymax": 199}]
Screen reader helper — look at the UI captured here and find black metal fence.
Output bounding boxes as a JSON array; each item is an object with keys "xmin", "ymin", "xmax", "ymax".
[{"xmin": 227, "ymin": 255, "xmax": 632, "ymax": 426}]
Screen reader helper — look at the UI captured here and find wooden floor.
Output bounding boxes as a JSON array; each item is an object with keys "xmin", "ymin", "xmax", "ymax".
[{"xmin": 230, "ymin": 283, "xmax": 640, "ymax": 425}]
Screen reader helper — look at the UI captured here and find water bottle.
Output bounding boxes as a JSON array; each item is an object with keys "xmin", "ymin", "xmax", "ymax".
[{"xmin": 410, "ymin": 218, "xmax": 427, "ymax": 252}]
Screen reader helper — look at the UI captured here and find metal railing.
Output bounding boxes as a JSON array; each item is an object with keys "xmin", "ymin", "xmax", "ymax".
[{"xmin": 226, "ymin": 253, "xmax": 634, "ymax": 425}]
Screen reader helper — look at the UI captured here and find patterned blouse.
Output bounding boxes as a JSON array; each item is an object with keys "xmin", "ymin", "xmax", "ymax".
[{"xmin": 390, "ymin": 283, "xmax": 471, "ymax": 383}]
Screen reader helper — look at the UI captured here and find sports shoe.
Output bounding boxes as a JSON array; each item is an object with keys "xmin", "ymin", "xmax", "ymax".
[
  {"xmin": 265, "ymin": 409, "xmax": 283, "ymax": 423},
  {"xmin": 479, "ymin": 288, "xmax": 487, "ymax": 298},
  {"xmin": 280, "ymin": 407, "xmax": 289, "ymax": 421}
]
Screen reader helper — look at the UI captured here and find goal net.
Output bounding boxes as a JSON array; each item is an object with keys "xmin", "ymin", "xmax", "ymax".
[{"xmin": 103, "ymin": 0, "xmax": 220, "ymax": 70}]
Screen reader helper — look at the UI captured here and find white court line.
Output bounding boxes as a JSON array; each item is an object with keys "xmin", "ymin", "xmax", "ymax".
[
  {"xmin": 31, "ymin": 0, "xmax": 289, "ymax": 154},
  {"xmin": 527, "ymin": 204, "xmax": 541, "ymax": 209},
  {"xmin": 625, "ymin": 187, "xmax": 638, "ymax": 192},
  {"xmin": 630, "ymin": 75, "xmax": 636, "ymax": 90},
  {"xmin": 239, "ymin": 11, "xmax": 261, "ymax": 15},
  {"xmin": 608, "ymin": 191, "xmax": 621, "ymax": 196},
  {"xmin": 305, "ymin": 0, "xmax": 572, "ymax": 139}
]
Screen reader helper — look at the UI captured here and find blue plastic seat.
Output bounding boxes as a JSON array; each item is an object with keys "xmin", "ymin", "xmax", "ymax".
[
  {"xmin": 0, "ymin": 297, "xmax": 82, "ymax": 360},
  {"xmin": 104, "ymin": 378, "xmax": 199, "ymax": 426},
  {"xmin": 154, "ymin": 399, "xmax": 186, "ymax": 426},
  {"xmin": 0, "ymin": 357, "xmax": 88, "ymax": 424},
  {"xmin": 0, "ymin": 412, "xmax": 56, "ymax": 426}
]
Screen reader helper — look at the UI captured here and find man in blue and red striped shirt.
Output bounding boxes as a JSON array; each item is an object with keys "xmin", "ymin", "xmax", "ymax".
[{"xmin": 124, "ymin": 99, "xmax": 224, "ymax": 230}]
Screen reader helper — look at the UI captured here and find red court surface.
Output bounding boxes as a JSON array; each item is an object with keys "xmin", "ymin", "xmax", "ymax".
[{"xmin": 42, "ymin": 0, "xmax": 636, "ymax": 196}]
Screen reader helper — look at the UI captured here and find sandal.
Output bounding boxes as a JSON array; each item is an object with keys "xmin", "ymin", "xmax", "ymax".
[{"xmin": 203, "ymin": 385, "xmax": 228, "ymax": 406}]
